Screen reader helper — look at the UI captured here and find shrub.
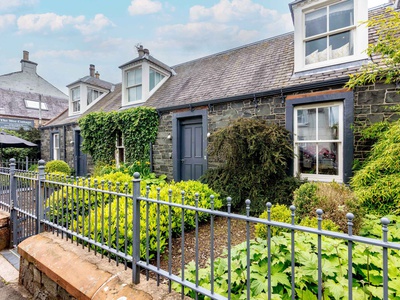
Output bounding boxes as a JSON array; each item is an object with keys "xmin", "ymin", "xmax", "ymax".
[
  {"xmin": 255, "ymin": 204, "xmax": 292, "ymax": 238},
  {"xmin": 201, "ymin": 118, "xmax": 299, "ymax": 214},
  {"xmin": 293, "ymin": 181, "xmax": 362, "ymax": 234},
  {"xmin": 351, "ymin": 120, "xmax": 400, "ymax": 215},
  {"xmin": 46, "ymin": 174, "xmax": 222, "ymax": 259},
  {"xmin": 45, "ymin": 160, "xmax": 71, "ymax": 175}
]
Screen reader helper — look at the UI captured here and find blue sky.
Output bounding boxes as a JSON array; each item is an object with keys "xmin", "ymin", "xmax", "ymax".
[{"xmin": 0, "ymin": 0, "xmax": 389, "ymax": 94}]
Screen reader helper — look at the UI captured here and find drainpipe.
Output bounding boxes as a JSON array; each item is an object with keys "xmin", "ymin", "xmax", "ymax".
[{"xmin": 63, "ymin": 125, "xmax": 67, "ymax": 162}]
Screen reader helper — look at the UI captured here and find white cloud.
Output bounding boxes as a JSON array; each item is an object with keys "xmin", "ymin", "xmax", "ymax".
[
  {"xmin": 128, "ymin": 0, "xmax": 162, "ymax": 16},
  {"xmin": 17, "ymin": 13, "xmax": 85, "ymax": 33},
  {"xmin": 0, "ymin": 0, "xmax": 38, "ymax": 11},
  {"xmin": 0, "ymin": 14, "xmax": 16, "ymax": 30},
  {"xmin": 75, "ymin": 14, "xmax": 114, "ymax": 35}
]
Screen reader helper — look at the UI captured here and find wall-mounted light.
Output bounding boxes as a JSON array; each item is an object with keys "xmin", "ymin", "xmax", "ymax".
[
  {"xmin": 167, "ymin": 134, "xmax": 172, "ymax": 140},
  {"xmin": 69, "ymin": 140, "xmax": 74, "ymax": 144},
  {"xmin": 207, "ymin": 132, "xmax": 211, "ymax": 138}
]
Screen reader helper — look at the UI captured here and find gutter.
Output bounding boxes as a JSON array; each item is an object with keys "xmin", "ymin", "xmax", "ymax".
[{"xmin": 156, "ymin": 77, "xmax": 350, "ymax": 113}]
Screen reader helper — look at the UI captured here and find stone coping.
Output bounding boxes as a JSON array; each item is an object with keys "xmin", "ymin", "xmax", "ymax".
[{"xmin": 18, "ymin": 232, "xmax": 182, "ymax": 300}]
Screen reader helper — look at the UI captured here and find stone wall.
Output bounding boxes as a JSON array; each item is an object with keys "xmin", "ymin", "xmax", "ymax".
[
  {"xmin": 18, "ymin": 232, "xmax": 182, "ymax": 300},
  {"xmin": 0, "ymin": 211, "xmax": 10, "ymax": 251},
  {"xmin": 353, "ymin": 83, "xmax": 400, "ymax": 162}
]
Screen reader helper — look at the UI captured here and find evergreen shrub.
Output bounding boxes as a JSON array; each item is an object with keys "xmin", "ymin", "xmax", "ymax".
[
  {"xmin": 45, "ymin": 160, "xmax": 71, "ymax": 175},
  {"xmin": 201, "ymin": 118, "xmax": 300, "ymax": 214}
]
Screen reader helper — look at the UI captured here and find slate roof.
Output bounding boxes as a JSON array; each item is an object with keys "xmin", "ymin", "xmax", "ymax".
[
  {"xmin": 0, "ymin": 88, "xmax": 68, "ymax": 121},
  {"xmin": 44, "ymin": 4, "xmax": 394, "ymax": 125},
  {"xmin": 43, "ymin": 83, "xmax": 122, "ymax": 127},
  {"xmin": 67, "ymin": 76, "xmax": 114, "ymax": 90}
]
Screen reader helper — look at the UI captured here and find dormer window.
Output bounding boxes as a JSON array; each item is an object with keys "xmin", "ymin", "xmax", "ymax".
[
  {"xmin": 305, "ymin": 0, "xmax": 354, "ymax": 65},
  {"xmin": 291, "ymin": 0, "xmax": 368, "ymax": 72},
  {"xmin": 119, "ymin": 46, "xmax": 172, "ymax": 107},
  {"xmin": 127, "ymin": 67, "xmax": 142, "ymax": 102},
  {"xmin": 71, "ymin": 87, "xmax": 80, "ymax": 112}
]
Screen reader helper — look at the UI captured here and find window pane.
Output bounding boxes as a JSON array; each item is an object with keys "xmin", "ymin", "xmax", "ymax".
[
  {"xmin": 329, "ymin": 31, "xmax": 353, "ymax": 59},
  {"xmin": 127, "ymin": 67, "xmax": 142, "ymax": 86},
  {"xmin": 149, "ymin": 69, "xmax": 155, "ymax": 90},
  {"xmin": 128, "ymin": 86, "xmax": 142, "ymax": 102},
  {"xmin": 305, "ymin": 8, "xmax": 327, "ymax": 37},
  {"xmin": 72, "ymin": 87, "xmax": 80, "ymax": 101},
  {"xmin": 298, "ymin": 143, "xmax": 316, "ymax": 174},
  {"xmin": 297, "ymin": 108, "xmax": 316, "ymax": 140},
  {"xmin": 329, "ymin": 0, "xmax": 353, "ymax": 31},
  {"xmin": 318, "ymin": 143, "xmax": 339, "ymax": 175},
  {"xmin": 73, "ymin": 101, "xmax": 80, "ymax": 112},
  {"xmin": 318, "ymin": 106, "xmax": 339, "ymax": 140},
  {"xmin": 305, "ymin": 37, "xmax": 327, "ymax": 64}
]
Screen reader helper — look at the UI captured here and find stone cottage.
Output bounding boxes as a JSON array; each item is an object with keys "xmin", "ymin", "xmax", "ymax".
[{"xmin": 41, "ymin": 0, "xmax": 400, "ymax": 182}]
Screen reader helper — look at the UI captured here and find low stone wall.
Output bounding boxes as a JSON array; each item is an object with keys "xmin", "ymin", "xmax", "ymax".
[
  {"xmin": 0, "ymin": 210, "xmax": 10, "ymax": 251},
  {"xmin": 18, "ymin": 232, "xmax": 183, "ymax": 300}
]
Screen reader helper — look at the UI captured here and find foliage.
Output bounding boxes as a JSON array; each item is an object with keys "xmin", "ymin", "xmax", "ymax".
[
  {"xmin": 201, "ymin": 118, "xmax": 299, "ymax": 214},
  {"xmin": 78, "ymin": 107, "xmax": 159, "ymax": 164},
  {"xmin": 46, "ymin": 173, "xmax": 222, "ymax": 259},
  {"xmin": 45, "ymin": 160, "xmax": 71, "ymax": 175},
  {"xmin": 0, "ymin": 128, "xmax": 40, "ymax": 161},
  {"xmin": 255, "ymin": 204, "xmax": 341, "ymax": 240},
  {"xmin": 346, "ymin": 8, "xmax": 400, "ymax": 88},
  {"xmin": 293, "ymin": 182, "xmax": 362, "ymax": 234},
  {"xmin": 177, "ymin": 220, "xmax": 400, "ymax": 300},
  {"xmin": 351, "ymin": 120, "xmax": 400, "ymax": 215}
]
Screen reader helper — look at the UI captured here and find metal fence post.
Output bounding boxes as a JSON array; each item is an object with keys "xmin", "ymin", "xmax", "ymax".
[
  {"xmin": 9, "ymin": 158, "xmax": 17, "ymax": 246},
  {"xmin": 36, "ymin": 160, "xmax": 45, "ymax": 234},
  {"xmin": 132, "ymin": 172, "xmax": 141, "ymax": 284}
]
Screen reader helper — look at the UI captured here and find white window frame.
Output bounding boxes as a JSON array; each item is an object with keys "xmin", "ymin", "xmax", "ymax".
[
  {"xmin": 126, "ymin": 67, "xmax": 142, "ymax": 103},
  {"xmin": 71, "ymin": 87, "xmax": 80, "ymax": 113},
  {"xmin": 293, "ymin": 101, "xmax": 343, "ymax": 182},
  {"xmin": 292, "ymin": 0, "xmax": 368, "ymax": 72},
  {"xmin": 115, "ymin": 133, "xmax": 125, "ymax": 167},
  {"xmin": 149, "ymin": 67, "xmax": 166, "ymax": 91},
  {"xmin": 52, "ymin": 133, "xmax": 60, "ymax": 160}
]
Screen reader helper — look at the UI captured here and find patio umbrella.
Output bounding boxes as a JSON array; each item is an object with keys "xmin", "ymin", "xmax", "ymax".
[
  {"xmin": 0, "ymin": 131, "xmax": 37, "ymax": 148},
  {"xmin": 0, "ymin": 131, "xmax": 37, "ymax": 163}
]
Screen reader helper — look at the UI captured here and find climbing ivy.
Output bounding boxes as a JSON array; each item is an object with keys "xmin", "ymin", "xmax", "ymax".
[{"xmin": 78, "ymin": 107, "xmax": 159, "ymax": 164}]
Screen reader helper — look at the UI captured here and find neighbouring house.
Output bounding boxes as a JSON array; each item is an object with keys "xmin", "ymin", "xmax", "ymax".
[
  {"xmin": 0, "ymin": 51, "xmax": 68, "ymax": 131},
  {"xmin": 41, "ymin": 0, "xmax": 400, "ymax": 182}
]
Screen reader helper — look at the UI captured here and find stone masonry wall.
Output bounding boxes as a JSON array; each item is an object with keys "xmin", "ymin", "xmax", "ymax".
[{"xmin": 353, "ymin": 83, "xmax": 400, "ymax": 162}]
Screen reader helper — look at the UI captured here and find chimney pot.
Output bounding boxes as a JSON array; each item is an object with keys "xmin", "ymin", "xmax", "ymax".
[
  {"xmin": 144, "ymin": 49, "xmax": 150, "ymax": 55},
  {"xmin": 23, "ymin": 50, "xmax": 29, "ymax": 61},
  {"xmin": 89, "ymin": 64, "xmax": 95, "ymax": 77},
  {"xmin": 137, "ymin": 45, "xmax": 145, "ymax": 57},
  {"xmin": 95, "ymin": 71, "xmax": 100, "ymax": 79}
]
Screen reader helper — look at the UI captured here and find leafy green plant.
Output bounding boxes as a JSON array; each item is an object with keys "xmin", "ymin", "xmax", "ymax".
[
  {"xmin": 176, "ymin": 221, "xmax": 400, "ymax": 300},
  {"xmin": 46, "ymin": 174, "xmax": 222, "ymax": 259},
  {"xmin": 351, "ymin": 120, "xmax": 400, "ymax": 215},
  {"xmin": 78, "ymin": 107, "xmax": 159, "ymax": 165},
  {"xmin": 45, "ymin": 160, "xmax": 71, "ymax": 175},
  {"xmin": 255, "ymin": 204, "xmax": 292, "ymax": 238},
  {"xmin": 201, "ymin": 118, "xmax": 300, "ymax": 214},
  {"xmin": 293, "ymin": 182, "xmax": 362, "ymax": 234}
]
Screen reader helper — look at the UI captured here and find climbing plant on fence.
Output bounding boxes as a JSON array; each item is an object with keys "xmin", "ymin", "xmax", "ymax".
[{"xmin": 78, "ymin": 107, "xmax": 159, "ymax": 164}]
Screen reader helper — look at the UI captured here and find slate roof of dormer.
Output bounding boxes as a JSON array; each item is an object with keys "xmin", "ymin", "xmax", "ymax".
[
  {"xmin": 67, "ymin": 76, "xmax": 114, "ymax": 91},
  {"xmin": 119, "ymin": 54, "xmax": 174, "ymax": 75}
]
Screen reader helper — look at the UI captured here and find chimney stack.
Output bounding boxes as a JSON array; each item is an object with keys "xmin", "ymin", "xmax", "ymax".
[
  {"xmin": 89, "ymin": 64, "xmax": 95, "ymax": 77},
  {"xmin": 23, "ymin": 50, "xmax": 29, "ymax": 61},
  {"xmin": 95, "ymin": 71, "xmax": 100, "ymax": 79},
  {"xmin": 21, "ymin": 50, "xmax": 37, "ymax": 73},
  {"xmin": 137, "ymin": 45, "xmax": 145, "ymax": 57}
]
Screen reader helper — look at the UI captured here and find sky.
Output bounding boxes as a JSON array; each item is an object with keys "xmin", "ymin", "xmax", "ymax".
[{"xmin": 0, "ymin": 0, "xmax": 390, "ymax": 94}]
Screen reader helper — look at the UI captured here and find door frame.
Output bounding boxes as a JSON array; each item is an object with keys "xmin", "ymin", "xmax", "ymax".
[{"xmin": 172, "ymin": 109, "xmax": 208, "ymax": 181}]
